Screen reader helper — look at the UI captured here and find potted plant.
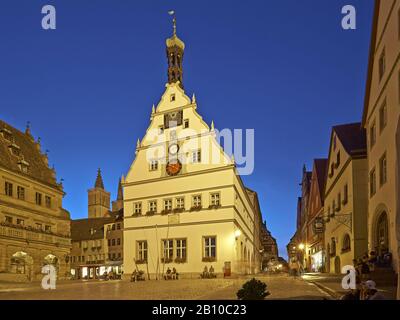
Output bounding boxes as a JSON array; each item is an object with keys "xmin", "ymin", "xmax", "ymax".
[{"xmin": 237, "ymin": 278, "xmax": 270, "ymax": 300}]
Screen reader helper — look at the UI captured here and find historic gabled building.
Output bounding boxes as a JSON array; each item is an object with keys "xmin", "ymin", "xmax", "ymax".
[
  {"xmin": 324, "ymin": 123, "xmax": 368, "ymax": 274},
  {"xmin": 297, "ymin": 167, "xmax": 312, "ymax": 269},
  {"xmin": 0, "ymin": 121, "xmax": 71, "ymax": 281},
  {"xmin": 260, "ymin": 221, "xmax": 278, "ymax": 269},
  {"xmin": 305, "ymin": 159, "xmax": 327, "ymax": 272},
  {"xmin": 70, "ymin": 171, "xmax": 124, "ymax": 279},
  {"xmin": 287, "ymin": 198, "xmax": 302, "ymax": 264},
  {"xmin": 362, "ymin": 0, "xmax": 400, "ymax": 293},
  {"xmin": 123, "ymin": 18, "xmax": 264, "ymax": 278}
]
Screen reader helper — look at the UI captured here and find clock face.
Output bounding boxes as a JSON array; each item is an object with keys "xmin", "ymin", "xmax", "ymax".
[
  {"xmin": 169, "ymin": 143, "xmax": 179, "ymax": 155},
  {"xmin": 166, "ymin": 160, "xmax": 182, "ymax": 176}
]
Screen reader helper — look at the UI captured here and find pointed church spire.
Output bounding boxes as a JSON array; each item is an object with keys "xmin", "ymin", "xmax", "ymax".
[
  {"xmin": 95, "ymin": 168, "xmax": 105, "ymax": 189},
  {"xmin": 117, "ymin": 178, "xmax": 123, "ymax": 200},
  {"xmin": 166, "ymin": 11, "xmax": 185, "ymax": 88}
]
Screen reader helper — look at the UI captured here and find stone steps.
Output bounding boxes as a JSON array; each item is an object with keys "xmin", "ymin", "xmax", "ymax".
[{"xmin": 369, "ymin": 268, "xmax": 398, "ymax": 286}]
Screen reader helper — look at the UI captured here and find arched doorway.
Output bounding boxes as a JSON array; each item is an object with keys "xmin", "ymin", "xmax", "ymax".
[
  {"xmin": 376, "ymin": 212, "xmax": 389, "ymax": 256},
  {"xmin": 334, "ymin": 256, "xmax": 341, "ymax": 274},
  {"xmin": 10, "ymin": 252, "xmax": 33, "ymax": 280}
]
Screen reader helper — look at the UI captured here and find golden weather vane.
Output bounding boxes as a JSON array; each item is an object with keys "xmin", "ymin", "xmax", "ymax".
[{"xmin": 168, "ymin": 10, "xmax": 176, "ymax": 36}]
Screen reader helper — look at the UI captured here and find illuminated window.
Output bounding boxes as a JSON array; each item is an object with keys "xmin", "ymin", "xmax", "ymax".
[
  {"xmin": 17, "ymin": 186, "xmax": 25, "ymax": 200},
  {"xmin": 192, "ymin": 195, "xmax": 202, "ymax": 207},
  {"xmin": 149, "ymin": 200, "xmax": 157, "ymax": 213},
  {"xmin": 203, "ymin": 236, "xmax": 216, "ymax": 259},
  {"xmin": 134, "ymin": 202, "xmax": 142, "ymax": 215},
  {"xmin": 210, "ymin": 193, "xmax": 220, "ymax": 206},
  {"xmin": 176, "ymin": 239, "xmax": 187, "ymax": 260},
  {"xmin": 35, "ymin": 192, "xmax": 42, "ymax": 206},
  {"xmin": 176, "ymin": 197, "xmax": 185, "ymax": 209},
  {"xmin": 162, "ymin": 239, "xmax": 174, "ymax": 260},
  {"xmin": 164, "ymin": 199, "xmax": 172, "ymax": 211},
  {"xmin": 5, "ymin": 182, "xmax": 13, "ymax": 197}
]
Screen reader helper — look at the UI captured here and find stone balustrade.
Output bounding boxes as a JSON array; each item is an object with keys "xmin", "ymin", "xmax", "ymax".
[{"xmin": 0, "ymin": 224, "xmax": 71, "ymax": 247}]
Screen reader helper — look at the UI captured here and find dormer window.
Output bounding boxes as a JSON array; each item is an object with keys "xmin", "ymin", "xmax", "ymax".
[
  {"xmin": 18, "ymin": 159, "xmax": 29, "ymax": 173},
  {"xmin": 1, "ymin": 128, "xmax": 12, "ymax": 141},
  {"xmin": 8, "ymin": 143, "xmax": 20, "ymax": 157}
]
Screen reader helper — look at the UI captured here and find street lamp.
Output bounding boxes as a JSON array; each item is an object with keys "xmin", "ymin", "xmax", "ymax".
[
  {"xmin": 234, "ymin": 229, "xmax": 242, "ymax": 239},
  {"xmin": 298, "ymin": 243, "xmax": 305, "ymax": 250}
]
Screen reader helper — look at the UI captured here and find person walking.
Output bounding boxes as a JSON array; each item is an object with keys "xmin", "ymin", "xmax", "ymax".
[{"xmin": 289, "ymin": 260, "xmax": 299, "ymax": 278}]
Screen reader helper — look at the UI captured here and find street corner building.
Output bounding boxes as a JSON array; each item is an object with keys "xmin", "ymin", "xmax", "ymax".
[
  {"xmin": 122, "ymin": 20, "xmax": 267, "ymax": 279},
  {"xmin": 363, "ymin": 0, "xmax": 400, "ymax": 281},
  {"xmin": 0, "ymin": 121, "xmax": 71, "ymax": 282}
]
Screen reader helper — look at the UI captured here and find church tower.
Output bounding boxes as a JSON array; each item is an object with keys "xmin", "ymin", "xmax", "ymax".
[
  {"xmin": 111, "ymin": 178, "xmax": 124, "ymax": 212},
  {"xmin": 88, "ymin": 168, "xmax": 111, "ymax": 218},
  {"xmin": 166, "ymin": 15, "xmax": 185, "ymax": 88}
]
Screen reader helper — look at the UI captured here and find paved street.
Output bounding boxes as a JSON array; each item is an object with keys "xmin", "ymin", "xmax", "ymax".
[
  {"xmin": 0, "ymin": 274, "xmax": 331, "ymax": 300},
  {"xmin": 303, "ymin": 273, "xmax": 397, "ymax": 300}
]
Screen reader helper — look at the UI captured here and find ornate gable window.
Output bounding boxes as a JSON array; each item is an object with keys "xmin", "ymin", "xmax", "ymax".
[
  {"xmin": 18, "ymin": 158, "xmax": 30, "ymax": 173},
  {"xmin": 1, "ymin": 128, "xmax": 12, "ymax": 141},
  {"xmin": 8, "ymin": 142, "xmax": 21, "ymax": 157}
]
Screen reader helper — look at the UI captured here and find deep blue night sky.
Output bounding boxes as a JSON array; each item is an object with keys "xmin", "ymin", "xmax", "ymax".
[{"xmin": 0, "ymin": 0, "xmax": 374, "ymax": 257}]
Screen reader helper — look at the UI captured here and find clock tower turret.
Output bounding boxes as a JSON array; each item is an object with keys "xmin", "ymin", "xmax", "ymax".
[{"xmin": 166, "ymin": 13, "xmax": 185, "ymax": 88}]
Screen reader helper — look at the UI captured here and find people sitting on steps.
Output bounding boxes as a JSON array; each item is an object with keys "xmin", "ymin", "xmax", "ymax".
[
  {"xmin": 164, "ymin": 267, "xmax": 179, "ymax": 280},
  {"xmin": 201, "ymin": 265, "xmax": 217, "ymax": 279},
  {"xmin": 341, "ymin": 280, "xmax": 386, "ymax": 300}
]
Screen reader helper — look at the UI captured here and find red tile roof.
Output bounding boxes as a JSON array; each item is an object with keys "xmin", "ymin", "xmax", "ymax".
[{"xmin": 0, "ymin": 120, "xmax": 61, "ymax": 189}]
